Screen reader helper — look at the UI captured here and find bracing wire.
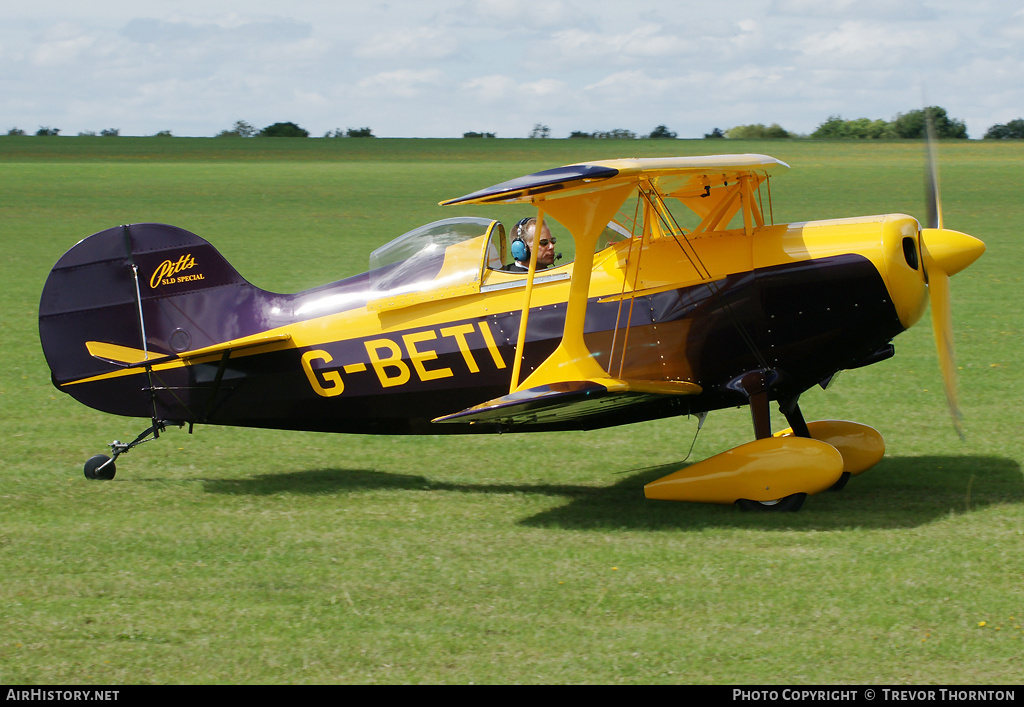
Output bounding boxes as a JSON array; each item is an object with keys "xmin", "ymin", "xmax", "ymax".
[{"xmin": 638, "ymin": 186, "xmax": 773, "ymax": 374}]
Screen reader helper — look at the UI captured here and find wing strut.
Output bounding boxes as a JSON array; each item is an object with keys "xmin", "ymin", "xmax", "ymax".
[
  {"xmin": 508, "ymin": 208, "xmax": 546, "ymax": 393},
  {"xmin": 510, "ymin": 182, "xmax": 639, "ymax": 393}
]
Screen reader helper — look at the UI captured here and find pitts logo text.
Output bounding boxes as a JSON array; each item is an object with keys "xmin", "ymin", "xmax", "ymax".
[{"xmin": 150, "ymin": 254, "xmax": 203, "ymax": 288}]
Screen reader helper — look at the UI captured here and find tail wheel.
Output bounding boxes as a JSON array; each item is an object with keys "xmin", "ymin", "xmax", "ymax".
[{"xmin": 84, "ymin": 454, "xmax": 116, "ymax": 480}]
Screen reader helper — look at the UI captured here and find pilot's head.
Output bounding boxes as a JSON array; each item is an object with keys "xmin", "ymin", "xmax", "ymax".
[{"xmin": 516, "ymin": 217, "xmax": 556, "ymax": 268}]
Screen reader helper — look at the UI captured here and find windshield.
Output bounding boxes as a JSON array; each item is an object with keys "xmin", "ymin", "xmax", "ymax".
[
  {"xmin": 368, "ymin": 217, "xmax": 496, "ymax": 295},
  {"xmin": 365, "ymin": 216, "xmax": 506, "ymax": 312}
]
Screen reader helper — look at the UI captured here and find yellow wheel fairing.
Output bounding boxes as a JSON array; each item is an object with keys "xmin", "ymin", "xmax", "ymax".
[
  {"xmin": 773, "ymin": 420, "xmax": 885, "ymax": 475},
  {"xmin": 643, "ymin": 436, "xmax": 844, "ymax": 504}
]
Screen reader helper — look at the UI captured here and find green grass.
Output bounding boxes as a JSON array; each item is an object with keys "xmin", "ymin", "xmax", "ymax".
[{"xmin": 1, "ymin": 137, "xmax": 1022, "ymax": 684}]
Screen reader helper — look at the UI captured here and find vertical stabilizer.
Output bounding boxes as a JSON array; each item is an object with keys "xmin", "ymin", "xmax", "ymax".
[{"xmin": 39, "ymin": 223, "xmax": 273, "ymax": 417}]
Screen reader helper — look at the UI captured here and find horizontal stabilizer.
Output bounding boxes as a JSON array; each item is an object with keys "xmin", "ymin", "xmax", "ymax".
[
  {"xmin": 86, "ymin": 334, "xmax": 293, "ymax": 369},
  {"xmin": 85, "ymin": 341, "xmax": 151, "ymax": 366},
  {"xmin": 433, "ymin": 378, "xmax": 700, "ymax": 427}
]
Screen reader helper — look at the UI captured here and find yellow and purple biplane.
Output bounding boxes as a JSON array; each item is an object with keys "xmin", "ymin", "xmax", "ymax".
[{"xmin": 39, "ymin": 153, "xmax": 984, "ymax": 510}]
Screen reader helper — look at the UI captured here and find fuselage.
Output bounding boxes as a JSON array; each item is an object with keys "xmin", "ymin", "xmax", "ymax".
[{"xmin": 48, "ymin": 213, "xmax": 923, "ymax": 435}]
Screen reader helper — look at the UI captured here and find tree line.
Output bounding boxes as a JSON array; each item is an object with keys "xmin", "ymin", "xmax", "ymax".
[
  {"xmin": 7, "ymin": 109, "xmax": 1024, "ymax": 140},
  {"xmin": 4, "ymin": 121, "xmax": 377, "ymax": 139},
  {"xmin": 215, "ymin": 121, "xmax": 375, "ymax": 138},
  {"xmin": 544, "ymin": 108, "xmax": 1020, "ymax": 140}
]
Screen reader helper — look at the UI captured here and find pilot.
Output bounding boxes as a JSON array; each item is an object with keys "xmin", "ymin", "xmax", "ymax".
[{"xmin": 505, "ymin": 217, "xmax": 557, "ymax": 272}]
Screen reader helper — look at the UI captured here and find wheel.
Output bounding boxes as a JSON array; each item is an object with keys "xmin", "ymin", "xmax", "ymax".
[
  {"xmin": 736, "ymin": 493, "xmax": 806, "ymax": 512},
  {"xmin": 84, "ymin": 454, "xmax": 116, "ymax": 480},
  {"xmin": 828, "ymin": 471, "xmax": 851, "ymax": 492}
]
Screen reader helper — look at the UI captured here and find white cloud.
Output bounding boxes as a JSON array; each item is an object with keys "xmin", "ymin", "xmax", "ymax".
[
  {"xmin": 795, "ymin": 21, "xmax": 950, "ymax": 70},
  {"xmin": 770, "ymin": 0, "xmax": 936, "ymax": 20},
  {"xmin": 458, "ymin": 75, "xmax": 575, "ymax": 128},
  {"xmin": 548, "ymin": 24, "xmax": 683, "ymax": 61},
  {"xmin": 356, "ymin": 69, "xmax": 445, "ymax": 99},
  {"xmin": 460, "ymin": 0, "xmax": 586, "ymax": 29},
  {"xmin": 354, "ymin": 27, "xmax": 460, "ymax": 61},
  {"xmin": 992, "ymin": 9, "xmax": 1024, "ymax": 41},
  {"xmin": 29, "ymin": 22, "xmax": 99, "ymax": 68},
  {"xmin": 584, "ymin": 70, "xmax": 680, "ymax": 98},
  {"xmin": 461, "ymin": 75, "xmax": 520, "ymax": 103},
  {"xmin": 1, "ymin": 1, "xmax": 1021, "ymax": 138}
]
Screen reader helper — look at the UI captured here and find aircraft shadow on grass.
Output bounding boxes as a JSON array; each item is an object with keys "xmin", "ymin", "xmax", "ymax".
[{"xmin": 198, "ymin": 455, "xmax": 1022, "ymax": 531}]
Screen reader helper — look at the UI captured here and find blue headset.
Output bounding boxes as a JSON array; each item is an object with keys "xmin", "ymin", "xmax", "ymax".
[{"xmin": 510, "ymin": 218, "xmax": 531, "ymax": 262}]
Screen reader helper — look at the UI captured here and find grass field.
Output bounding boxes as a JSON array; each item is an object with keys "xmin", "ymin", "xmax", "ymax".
[{"xmin": 1, "ymin": 136, "xmax": 1022, "ymax": 684}]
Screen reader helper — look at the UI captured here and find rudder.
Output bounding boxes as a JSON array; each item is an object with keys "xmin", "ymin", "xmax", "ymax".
[{"xmin": 39, "ymin": 223, "xmax": 272, "ymax": 416}]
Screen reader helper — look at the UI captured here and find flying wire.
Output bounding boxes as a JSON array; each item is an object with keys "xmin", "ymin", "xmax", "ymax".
[{"xmin": 638, "ymin": 186, "xmax": 773, "ymax": 373}]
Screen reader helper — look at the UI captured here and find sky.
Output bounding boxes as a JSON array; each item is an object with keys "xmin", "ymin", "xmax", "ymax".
[{"xmin": 2, "ymin": 0, "xmax": 1022, "ymax": 139}]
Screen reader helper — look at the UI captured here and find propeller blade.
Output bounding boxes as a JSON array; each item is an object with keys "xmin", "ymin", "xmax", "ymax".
[
  {"xmin": 926, "ymin": 264, "xmax": 963, "ymax": 438},
  {"xmin": 919, "ymin": 105, "xmax": 976, "ymax": 437},
  {"xmin": 920, "ymin": 228, "xmax": 984, "ymax": 437},
  {"xmin": 924, "ymin": 107, "xmax": 943, "ymax": 231}
]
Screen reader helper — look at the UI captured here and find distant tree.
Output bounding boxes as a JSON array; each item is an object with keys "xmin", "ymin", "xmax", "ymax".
[
  {"xmin": 811, "ymin": 115, "xmax": 847, "ymax": 139},
  {"xmin": 35, "ymin": 127, "xmax": 60, "ymax": 136},
  {"xmin": 258, "ymin": 122, "xmax": 310, "ymax": 138},
  {"xmin": 704, "ymin": 128, "xmax": 725, "ymax": 139},
  {"xmin": 848, "ymin": 118, "xmax": 894, "ymax": 139},
  {"xmin": 323, "ymin": 127, "xmax": 375, "ymax": 138},
  {"xmin": 529, "ymin": 123, "xmax": 551, "ymax": 139},
  {"xmin": 78, "ymin": 130, "xmax": 98, "ymax": 137},
  {"xmin": 235, "ymin": 120, "xmax": 257, "ymax": 137},
  {"xmin": 892, "ymin": 107, "xmax": 967, "ymax": 139},
  {"xmin": 100, "ymin": 128, "xmax": 120, "ymax": 137},
  {"xmin": 725, "ymin": 123, "xmax": 793, "ymax": 139},
  {"xmin": 648, "ymin": 125, "xmax": 677, "ymax": 139},
  {"xmin": 7, "ymin": 127, "xmax": 25, "ymax": 136},
  {"xmin": 812, "ymin": 115, "xmax": 895, "ymax": 139},
  {"xmin": 593, "ymin": 128, "xmax": 637, "ymax": 139},
  {"xmin": 567, "ymin": 128, "xmax": 638, "ymax": 139},
  {"xmin": 216, "ymin": 120, "xmax": 257, "ymax": 138},
  {"xmin": 984, "ymin": 118, "xmax": 1024, "ymax": 139},
  {"xmin": 150, "ymin": 130, "xmax": 173, "ymax": 138},
  {"xmin": 462, "ymin": 131, "xmax": 496, "ymax": 138},
  {"xmin": 891, "ymin": 110, "xmax": 925, "ymax": 138}
]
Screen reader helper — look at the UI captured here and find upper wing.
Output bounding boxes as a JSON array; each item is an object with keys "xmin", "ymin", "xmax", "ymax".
[{"xmin": 440, "ymin": 154, "xmax": 789, "ymax": 207}]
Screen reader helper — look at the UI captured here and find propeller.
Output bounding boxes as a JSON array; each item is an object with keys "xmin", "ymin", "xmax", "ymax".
[{"xmin": 918, "ymin": 107, "xmax": 986, "ymax": 437}]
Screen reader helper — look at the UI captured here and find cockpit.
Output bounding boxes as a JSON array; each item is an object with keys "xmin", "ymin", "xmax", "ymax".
[{"xmin": 365, "ymin": 216, "xmax": 630, "ymax": 311}]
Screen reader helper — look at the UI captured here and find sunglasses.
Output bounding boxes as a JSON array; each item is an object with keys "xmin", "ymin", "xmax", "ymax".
[{"xmin": 538, "ymin": 238, "xmax": 556, "ymax": 246}]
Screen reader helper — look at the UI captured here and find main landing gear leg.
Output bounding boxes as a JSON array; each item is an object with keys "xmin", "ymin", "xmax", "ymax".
[
  {"xmin": 779, "ymin": 396, "xmax": 811, "ymax": 439},
  {"xmin": 83, "ymin": 419, "xmax": 186, "ymax": 480},
  {"xmin": 735, "ymin": 389, "xmax": 807, "ymax": 512},
  {"xmin": 778, "ymin": 396, "xmax": 850, "ymax": 491}
]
